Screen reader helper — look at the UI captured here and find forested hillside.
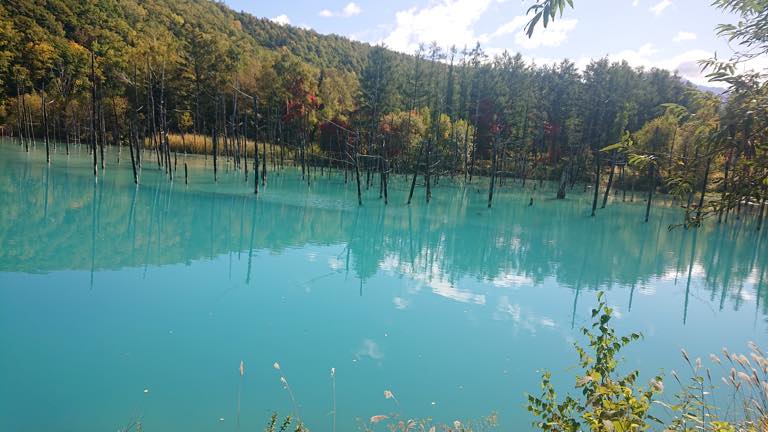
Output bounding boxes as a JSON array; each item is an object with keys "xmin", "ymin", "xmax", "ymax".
[{"xmin": 2, "ymin": 0, "xmax": 735, "ymax": 214}]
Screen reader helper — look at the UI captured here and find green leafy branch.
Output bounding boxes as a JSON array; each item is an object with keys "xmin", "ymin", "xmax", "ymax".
[{"xmin": 525, "ymin": 0, "xmax": 574, "ymax": 37}]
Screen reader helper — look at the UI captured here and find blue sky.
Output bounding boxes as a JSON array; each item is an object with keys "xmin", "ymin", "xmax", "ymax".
[{"xmin": 224, "ymin": 0, "xmax": 764, "ymax": 87}]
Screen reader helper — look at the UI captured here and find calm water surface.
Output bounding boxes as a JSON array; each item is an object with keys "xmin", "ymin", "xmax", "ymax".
[{"xmin": 0, "ymin": 142, "xmax": 765, "ymax": 431}]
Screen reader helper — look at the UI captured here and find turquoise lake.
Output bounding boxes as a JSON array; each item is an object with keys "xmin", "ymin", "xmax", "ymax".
[{"xmin": 0, "ymin": 142, "xmax": 765, "ymax": 431}]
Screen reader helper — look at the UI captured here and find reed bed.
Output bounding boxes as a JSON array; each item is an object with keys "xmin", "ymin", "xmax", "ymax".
[
  {"xmin": 658, "ymin": 342, "xmax": 768, "ymax": 431},
  {"xmin": 139, "ymin": 133, "xmax": 280, "ymax": 158}
]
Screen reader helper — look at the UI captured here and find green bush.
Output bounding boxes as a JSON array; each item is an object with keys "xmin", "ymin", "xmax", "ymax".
[
  {"xmin": 526, "ymin": 292, "xmax": 663, "ymax": 431},
  {"xmin": 526, "ymin": 292, "xmax": 768, "ymax": 432}
]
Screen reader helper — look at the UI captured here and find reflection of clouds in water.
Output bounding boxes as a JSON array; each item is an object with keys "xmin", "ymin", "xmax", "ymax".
[
  {"xmin": 379, "ymin": 255, "xmax": 399, "ymax": 272},
  {"xmin": 393, "ymin": 297, "xmax": 410, "ymax": 310},
  {"xmin": 746, "ymin": 269, "xmax": 760, "ymax": 285},
  {"xmin": 639, "ymin": 286, "xmax": 656, "ymax": 296},
  {"xmin": 494, "ymin": 296, "xmax": 556, "ymax": 334},
  {"xmin": 660, "ymin": 263, "xmax": 706, "ymax": 282},
  {"xmin": 354, "ymin": 339, "xmax": 383, "ymax": 361},
  {"xmin": 739, "ymin": 290, "xmax": 755, "ymax": 302},
  {"xmin": 328, "ymin": 257, "xmax": 344, "ymax": 270},
  {"xmin": 497, "ymin": 297, "xmax": 521, "ymax": 321},
  {"xmin": 430, "ymin": 279, "xmax": 486, "ymax": 305},
  {"xmin": 540, "ymin": 317, "xmax": 556, "ymax": 327},
  {"xmin": 491, "ymin": 272, "xmax": 533, "ymax": 288},
  {"xmin": 307, "ymin": 252, "xmax": 317, "ymax": 262},
  {"xmin": 609, "ymin": 305, "xmax": 623, "ymax": 319},
  {"xmin": 379, "ymin": 253, "xmax": 486, "ymax": 305}
]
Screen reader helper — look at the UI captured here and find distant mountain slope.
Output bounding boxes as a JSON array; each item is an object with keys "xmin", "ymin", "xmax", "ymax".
[
  {"xmin": 694, "ymin": 83, "xmax": 727, "ymax": 97},
  {"xmin": 226, "ymin": 6, "xmax": 373, "ymax": 74},
  {"xmin": 3, "ymin": 0, "xmax": 375, "ymax": 75}
]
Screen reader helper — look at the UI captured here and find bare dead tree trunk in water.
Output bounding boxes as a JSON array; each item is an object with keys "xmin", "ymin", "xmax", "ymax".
[
  {"xmin": 301, "ymin": 126, "xmax": 307, "ymax": 180},
  {"xmin": 90, "ymin": 50, "xmax": 98, "ymax": 179},
  {"xmin": 64, "ymin": 104, "xmax": 70, "ymax": 156},
  {"xmin": 695, "ymin": 156, "xmax": 712, "ymax": 223},
  {"xmin": 620, "ymin": 164, "xmax": 626, "ymax": 202},
  {"xmin": 26, "ymin": 88, "xmax": 36, "ymax": 149},
  {"xmin": 557, "ymin": 159, "xmax": 567, "ymax": 199},
  {"xmin": 243, "ymin": 107, "xmax": 248, "ymax": 182},
  {"xmin": 253, "ymin": 98, "xmax": 259, "ymax": 194},
  {"xmin": 601, "ymin": 150, "xmax": 617, "ymax": 208},
  {"xmin": 590, "ymin": 150, "xmax": 600, "ymax": 217},
  {"xmin": 644, "ymin": 130, "xmax": 662, "ymax": 224},
  {"xmin": 131, "ymin": 64, "xmax": 142, "ymax": 169},
  {"xmin": 305, "ymin": 143, "xmax": 311, "ymax": 187},
  {"xmin": 378, "ymin": 145, "xmax": 384, "ymax": 199},
  {"xmin": 488, "ymin": 140, "xmax": 498, "ymax": 208},
  {"xmin": 686, "ymin": 146, "xmax": 700, "ymax": 211},
  {"xmin": 645, "ymin": 163, "xmax": 655, "ymax": 223},
  {"xmin": 261, "ymin": 122, "xmax": 267, "ymax": 185},
  {"xmin": 718, "ymin": 152, "xmax": 731, "ymax": 223},
  {"xmin": 111, "ymin": 96, "xmax": 121, "ymax": 165},
  {"xmin": 468, "ymin": 100, "xmax": 479, "ymax": 182},
  {"xmin": 15, "ymin": 85, "xmax": 26, "ymax": 151},
  {"xmin": 129, "ymin": 127, "xmax": 138, "ymax": 184},
  {"xmin": 213, "ymin": 103, "xmax": 219, "ymax": 183},
  {"xmin": 22, "ymin": 93, "xmax": 31, "ymax": 151},
  {"xmin": 408, "ymin": 141, "xmax": 424, "ymax": 205},
  {"xmin": 147, "ymin": 57, "xmax": 161, "ymax": 168},
  {"xmin": 232, "ymin": 78, "xmax": 240, "ymax": 171},
  {"xmin": 463, "ymin": 111, "xmax": 470, "ymax": 180},
  {"xmin": 355, "ymin": 131, "xmax": 362, "ymax": 206},
  {"xmin": 98, "ymin": 91, "xmax": 106, "ymax": 171},
  {"xmin": 194, "ymin": 62, "xmax": 201, "ymax": 161},
  {"xmin": 279, "ymin": 118, "xmax": 285, "ymax": 170},
  {"xmin": 42, "ymin": 85, "xmax": 50, "ymax": 164},
  {"xmin": 383, "ymin": 157, "xmax": 389, "ymax": 205},
  {"xmin": 202, "ymin": 125, "xmax": 208, "ymax": 161},
  {"xmin": 757, "ymin": 193, "xmax": 766, "ymax": 232},
  {"xmin": 160, "ymin": 62, "xmax": 173, "ymax": 180},
  {"xmin": 425, "ymin": 138, "xmax": 432, "ymax": 203},
  {"xmin": 382, "ymin": 139, "xmax": 389, "ymax": 205}
]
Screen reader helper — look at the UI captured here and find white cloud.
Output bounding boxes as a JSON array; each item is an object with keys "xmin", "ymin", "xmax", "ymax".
[
  {"xmin": 342, "ymin": 2, "xmax": 362, "ymax": 16},
  {"xmin": 632, "ymin": 0, "xmax": 640, "ymax": 6},
  {"xmin": 619, "ymin": 42, "xmax": 660, "ymax": 59},
  {"xmin": 271, "ymin": 14, "xmax": 290, "ymax": 25},
  {"xmin": 319, "ymin": 2, "xmax": 362, "ymax": 18},
  {"xmin": 381, "ymin": 1, "xmax": 576, "ymax": 54},
  {"xmin": 567, "ymin": 42, "xmax": 767, "ymax": 89},
  {"xmin": 515, "ymin": 18, "xmax": 577, "ymax": 49},
  {"xmin": 673, "ymin": 31, "xmax": 697, "ymax": 42},
  {"xmin": 382, "ymin": 0, "xmax": 495, "ymax": 53},
  {"xmin": 588, "ymin": 43, "xmax": 719, "ymax": 87},
  {"xmin": 486, "ymin": 15, "xmax": 577, "ymax": 49},
  {"xmin": 650, "ymin": 0, "xmax": 672, "ymax": 15},
  {"xmin": 487, "ymin": 15, "xmax": 529, "ymax": 39}
]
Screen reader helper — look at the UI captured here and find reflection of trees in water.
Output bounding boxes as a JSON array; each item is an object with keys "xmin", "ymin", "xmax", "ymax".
[{"xmin": 0, "ymin": 151, "xmax": 765, "ymax": 317}]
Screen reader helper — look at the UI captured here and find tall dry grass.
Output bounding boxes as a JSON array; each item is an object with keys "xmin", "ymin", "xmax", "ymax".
[
  {"xmin": 656, "ymin": 342, "xmax": 767, "ymax": 431},
  {"xmin": 140, "ymin": 133, "xmax": 283, "ymax": 158}
]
